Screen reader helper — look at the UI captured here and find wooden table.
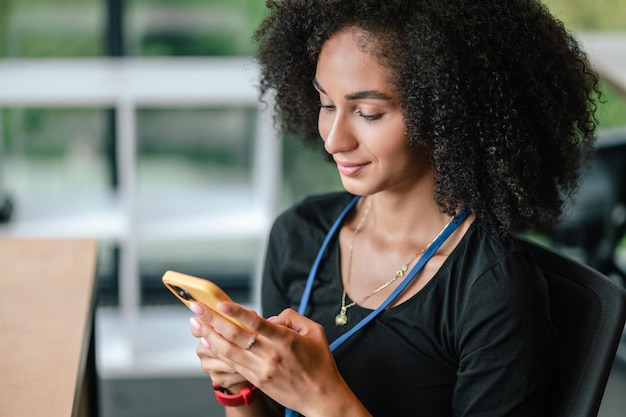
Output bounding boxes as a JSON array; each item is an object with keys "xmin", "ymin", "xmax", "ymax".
[{"xmin": 0, "ymin": 238, "xmax": 99, "ymax": 417}]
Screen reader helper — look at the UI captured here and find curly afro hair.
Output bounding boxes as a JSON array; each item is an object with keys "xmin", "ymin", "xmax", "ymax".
[{"xmin": 254, "ymin": 0, "xmax": 599, "ymax": 239}]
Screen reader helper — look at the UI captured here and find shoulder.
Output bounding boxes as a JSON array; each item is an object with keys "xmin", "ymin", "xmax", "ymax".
[
  {"xmin": 445, "ymin": 221, "xmax": 550, "ymax": 333},
  {"xmin": 447, "ymin": 220, "xmax": 547, "ymax": 307},
  {"xmin": 454, "ymin": 220, "xmax": 540, "ymax": 281}
]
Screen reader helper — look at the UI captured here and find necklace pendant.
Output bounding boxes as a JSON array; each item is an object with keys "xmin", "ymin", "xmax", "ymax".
[{"xmin": 335, "ymin": 310, "xmax": 348, "ymax": 326}]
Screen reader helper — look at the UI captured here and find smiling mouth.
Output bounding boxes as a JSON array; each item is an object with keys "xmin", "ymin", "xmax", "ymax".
[{"xmin": 335, "ymin": 161, "xmax": 368, "ymax": 177}]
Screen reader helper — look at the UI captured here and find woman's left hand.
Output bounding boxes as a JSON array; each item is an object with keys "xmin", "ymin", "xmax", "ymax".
[{"xmin": 189, "ymin": 302, "xmax": 368, "ymax": 417}]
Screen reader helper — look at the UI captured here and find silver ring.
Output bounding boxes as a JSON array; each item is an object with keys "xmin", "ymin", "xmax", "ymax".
[{"xmin": 245, "ymin": 334, "xmax": 256, "ymax": 350}]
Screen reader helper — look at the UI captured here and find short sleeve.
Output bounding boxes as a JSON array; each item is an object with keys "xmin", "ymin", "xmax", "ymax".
[{"xmin": 452, "ymin": 251, "xmax": 556, "ymax": 416}]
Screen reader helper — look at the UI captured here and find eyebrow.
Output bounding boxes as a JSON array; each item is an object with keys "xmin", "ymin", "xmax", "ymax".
[{"xmin": 313, "ymin": 79, "xmax": 391, "ymax": 101}]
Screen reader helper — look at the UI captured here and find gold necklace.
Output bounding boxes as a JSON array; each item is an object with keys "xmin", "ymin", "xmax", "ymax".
[{"xmin": 335, "ymin": 198, "xmax": 454, "ymax": 326}]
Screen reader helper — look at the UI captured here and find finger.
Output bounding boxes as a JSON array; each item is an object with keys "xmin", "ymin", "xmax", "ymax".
[
  {"xmin": 191, "ymin": 300, "xmax": 257, "ymax": 335},
  {"xmin": 190, "ymin": 305, "xmax": 260, "ymax": 359},
  {"xmin": 197, "ymin": 351, "xmax": 236, "ymax": 374},
  {"xmin": 190, "ymin": 317, "xmax": 204, "ymax": 338},
  {"xmin": 189, "ymin": 301, "xmax": 253, "ymax": 347},
  {"xmin": 189, "ymin": 301, "xmax": 206, "ymax": 317},
  {"xmin": 196, "ymin": 336, "xmax": 245, "ymax": 379},
  {"xmin": 270, "ymin": 308, "xmax": 324, "ymax": 337},
  {"xmin": 196, "ymin": 352, "xmax": 246, "ymax": 389},
  {"xmin": 215, "ymin": 302, "xmax": 262, "ymax": 333},
  {"xmin": 211, "ymin": 302, "xmax": 268, "ymax": 348},
  {"xmin": 201, "ymin": 330, "xmax": 250, "ymax": 376}
]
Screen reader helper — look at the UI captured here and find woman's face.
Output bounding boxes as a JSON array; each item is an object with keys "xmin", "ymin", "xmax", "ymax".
[{"xmin": 315, "ymin": 28, "xmax": 430, "ymax": 197}]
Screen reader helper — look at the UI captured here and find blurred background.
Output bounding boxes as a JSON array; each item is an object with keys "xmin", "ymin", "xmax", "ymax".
[{"xmin": 0, "ymin": 0, "xmax": 625, "ymax": 416}]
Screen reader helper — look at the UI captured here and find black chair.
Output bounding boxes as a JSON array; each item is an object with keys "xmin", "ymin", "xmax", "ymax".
[
  {"xmin": 517, "ymin": 237, "xmax": 626, "ymax": 417},
  {"xmin": 550, "ymin": 126, "xmax": 626, "ymax": 285}
]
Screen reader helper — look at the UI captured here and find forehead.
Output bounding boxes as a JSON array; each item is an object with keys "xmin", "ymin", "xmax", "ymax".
[{"xmin": 315, "ymin": 28, "xmax": 396, "ymax": 94}]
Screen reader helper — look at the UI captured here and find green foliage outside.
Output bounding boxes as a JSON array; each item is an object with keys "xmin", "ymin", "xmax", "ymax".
[
  {"xmin": 597, "ymin": 84, "xmax": 626, "ymax": 130},
  {"xmin": 543, "ymin": 0, "xmax": 626, "ymax": 31},
  {"xmin": 542, "ymin": 0, "xmax": 626, "ymax": 130},
  {"xmin": 0, "ymin": 0, "xmax": 623, "ymax": 53},
  {"xmin": 0, "ymin": 0, "xmax": 267, "ymax": 57}
]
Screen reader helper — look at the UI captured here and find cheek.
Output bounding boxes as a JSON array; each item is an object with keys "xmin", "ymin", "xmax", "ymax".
[{"xmin": 372, "ymin": 125, "xmax": 409, "ymax": 156}]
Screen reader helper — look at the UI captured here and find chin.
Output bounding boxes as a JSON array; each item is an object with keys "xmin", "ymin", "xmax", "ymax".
[{"xmin": 340, "ymin": 180, "xmax": 375, "ymax": 197}]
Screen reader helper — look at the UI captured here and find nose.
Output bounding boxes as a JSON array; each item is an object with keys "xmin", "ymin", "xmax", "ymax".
[{"xmin": 320, "ymin": 111, "xmax": 357, "ymax": 155}]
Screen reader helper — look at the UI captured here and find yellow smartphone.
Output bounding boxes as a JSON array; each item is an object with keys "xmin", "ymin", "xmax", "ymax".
[{"xmin": 162, "ymin": 270, "xmax": 253, "ymax": 333}]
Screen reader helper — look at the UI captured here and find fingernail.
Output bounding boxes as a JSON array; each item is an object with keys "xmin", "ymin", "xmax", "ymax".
[
  {"xmin": 189, "ymin": 317, "xmax": 202, "ymax": 330},
  {"xmin": 217, "ymin": 302, "xmax": 232, "ymax": 314},
  {"xmin": 200, "ymin": 337, "xmax": 211, "ymax": 348},
  {"xmin": 189, "ymin": 302, "xmax": 204, "ymax": 315}
]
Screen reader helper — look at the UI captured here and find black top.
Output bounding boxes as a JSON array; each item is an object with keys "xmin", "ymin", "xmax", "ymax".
[{"xmin": 262, "ymin": 192, "xmax": 556, "ymax": 416}]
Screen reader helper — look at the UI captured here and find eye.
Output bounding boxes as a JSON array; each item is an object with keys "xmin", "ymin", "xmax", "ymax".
[
  {"xmin": 320, "ymin": 104, "xmax": 336, "ymax": 115},
  {"xmin": 358, "ymin": 111, "xmax": 384, "ymax": 123}
]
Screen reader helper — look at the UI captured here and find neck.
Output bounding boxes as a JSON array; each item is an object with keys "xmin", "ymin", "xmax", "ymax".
[{"xmin": 363, "ymin": 187, "xmax": 452, "ymax": 245}]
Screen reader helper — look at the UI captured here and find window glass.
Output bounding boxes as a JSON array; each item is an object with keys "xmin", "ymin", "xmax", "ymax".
[
  {"xmin": 126, "ymin": 0, "xmax": 266, "ymax": 56},
  {"xmin": 1, "ymin": 0, "xmax": 104, "ymax": 57},
  {"xmin": 1, "ymin": 107, "xmax": 112, "ymax": 192}
]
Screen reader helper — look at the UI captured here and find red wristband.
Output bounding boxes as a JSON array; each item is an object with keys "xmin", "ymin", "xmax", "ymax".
[{"xmin": 212, "ymin": 383, "xmax": 259, "ymax": 407}]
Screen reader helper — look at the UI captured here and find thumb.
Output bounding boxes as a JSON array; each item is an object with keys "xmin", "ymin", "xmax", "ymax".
[{"xmin": 269, "ymin": 308, "xmax": 318, "ymax": 336}]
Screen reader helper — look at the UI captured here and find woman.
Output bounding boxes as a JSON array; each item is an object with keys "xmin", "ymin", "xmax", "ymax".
[{"xmin": 188, "ymin": 0, "xmax": 599, "ymax": 416}]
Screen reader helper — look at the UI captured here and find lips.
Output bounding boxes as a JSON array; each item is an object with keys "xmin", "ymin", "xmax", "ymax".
[{"xmin": 335, "ymin": 160, "xmax": 368, "ymax": 177}]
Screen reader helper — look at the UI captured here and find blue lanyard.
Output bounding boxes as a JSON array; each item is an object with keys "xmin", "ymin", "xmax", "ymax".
[{"xmin": 285, "ymin": 196, "xmax": 470, "ymax": 417}]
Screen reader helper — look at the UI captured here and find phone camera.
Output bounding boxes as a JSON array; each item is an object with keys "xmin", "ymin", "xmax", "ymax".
[{"xmin": 170, "ymin": 284, "xmax": 196, "ymax": 302}]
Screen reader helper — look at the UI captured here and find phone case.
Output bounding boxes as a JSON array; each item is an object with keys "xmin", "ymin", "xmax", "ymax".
[{"xmin": 162, "ymin": 270, "xmax": 252, "ymax": 333}]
